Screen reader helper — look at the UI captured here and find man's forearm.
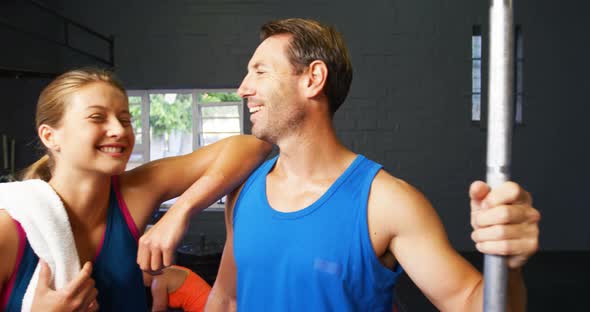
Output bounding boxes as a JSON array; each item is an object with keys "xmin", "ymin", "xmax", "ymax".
[
  {"xmin": 204, "ymin": 287, "xmax": 237, "ymax": 312},
  {"xmin": 507, "ymin": 268, "xmax": 527, "ymax": 312},
  {"xmin": 463, "ymin": 268, "xmax": 525, "ymax": 312}
]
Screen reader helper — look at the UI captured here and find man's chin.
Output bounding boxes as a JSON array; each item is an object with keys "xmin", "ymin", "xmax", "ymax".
[
  {"xmin": 251, "ymin": 126, "xmax": 263, "ymax": 139},
  {"xmin": 251, "ymin": 129, "xmax": 274, "ymax": 144}
]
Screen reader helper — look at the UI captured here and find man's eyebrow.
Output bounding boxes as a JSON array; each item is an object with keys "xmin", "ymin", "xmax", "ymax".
[{"xmin": 249, "ymin": 62, "xmax": 265, "ymax": 70}]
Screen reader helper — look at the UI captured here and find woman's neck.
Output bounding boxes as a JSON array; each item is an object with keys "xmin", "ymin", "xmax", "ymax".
[{"xmin": 48, "ymin": 169, "xmax": 112, "ymax": 230}]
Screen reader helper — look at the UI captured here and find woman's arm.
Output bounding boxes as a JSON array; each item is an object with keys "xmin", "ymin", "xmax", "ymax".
[
  {"xmin": 124, "ymin": 135, "xmax": 272, "ymax": 272},
  {"xmin": 0, "ymin": 211, "xmax": 99, "ymax": 311},
  {"xmin": 121, "ymin": 135, "xmax": 271, "ymax": 231}
]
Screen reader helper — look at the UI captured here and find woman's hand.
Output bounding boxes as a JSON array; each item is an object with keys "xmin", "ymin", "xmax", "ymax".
[
  {"xmin": 137, "ymin": 207, "xmax": 190, "ymax": 273},
  {"xmin": 32, "ymin": 261, "xmax": 99, "ymax": 312}
]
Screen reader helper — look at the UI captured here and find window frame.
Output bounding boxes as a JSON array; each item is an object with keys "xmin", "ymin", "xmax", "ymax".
[
  {"xmin": 471, "ymin": 24, "xmax": 524, "ymax": 127},
  {"xmin": 194, "ymin": 88, "xmax": 244, "ymax": 149},
  {"xmin": 471, "ymin": 25, "xmax": 483, "ymax": 124},
  {"xmin": 127, "ymin": 88, "xmax": 244, "ymax": 211}
]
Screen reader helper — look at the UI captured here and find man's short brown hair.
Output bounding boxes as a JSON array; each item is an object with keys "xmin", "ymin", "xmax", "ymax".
[{"xmin": 261, "ymin": 18, "xmax": 353, "ymax": 115}]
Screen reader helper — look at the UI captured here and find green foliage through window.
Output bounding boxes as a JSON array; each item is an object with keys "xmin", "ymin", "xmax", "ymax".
[
  {"xmin": 129, "ymin": 104, "xmax": 142, "ymax": 132},
  {"xmin": 149, "ymin": 94, "xmax": 193, "ymax": 138},
  {"xmin": 198, "ymin": 92, "xmax": 241, "ymax": 102}
]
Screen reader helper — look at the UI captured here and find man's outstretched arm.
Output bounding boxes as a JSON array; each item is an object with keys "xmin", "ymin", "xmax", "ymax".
[{"xmin": 369, "ymin": 172, "xmax": 539, "ymax": 311}]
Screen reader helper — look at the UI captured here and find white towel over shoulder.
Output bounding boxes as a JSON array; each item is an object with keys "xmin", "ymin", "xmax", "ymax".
[{"xmin": 0, "ymin": 179, "xmax": 80, "ymax": 311}]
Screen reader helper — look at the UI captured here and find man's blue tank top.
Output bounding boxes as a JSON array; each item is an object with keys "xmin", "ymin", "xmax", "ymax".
[
  {"xmin": 233, "ymin": 155, "xmax": 403, "ymax": 311},
  {"xmin": 2, "ymin": 176, "xmax": 148, "ymax": 311}
]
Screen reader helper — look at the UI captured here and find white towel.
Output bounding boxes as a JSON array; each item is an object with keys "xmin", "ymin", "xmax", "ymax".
[{"xmin": 0, "ymin": 179, "xmax": 80, "ymax": 311}]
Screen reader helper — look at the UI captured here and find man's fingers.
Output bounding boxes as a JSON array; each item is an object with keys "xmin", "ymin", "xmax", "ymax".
[
  {"xmin": 473, "ymin": 204, "xmax": 535, "ymax": 227},
  {"xmin": 507, "ymin": 256, "xmax": 530, "ymax": 269},
  {"xmin": 483, "ymin": 181, "xmax": 532, "ymax": 208},
  {"xmin": 475, "ymin": 238, "xmax": 538, "ymax": 257},
  {"xmin": 469, "ymin": 180, "xmax": 490, "ymax": 202},
  {"xmin": 471, "ymin": 223, "xmax": 538, "ymax": 242},
  {"xmin": 150, "ymin": 275, "xmax": 169, "ymax": 312}
]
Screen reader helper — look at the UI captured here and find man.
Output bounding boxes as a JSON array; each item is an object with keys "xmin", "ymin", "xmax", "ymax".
[{"xmin": 205, "ymin": 18, "xmax": 540, "ymax": 311}]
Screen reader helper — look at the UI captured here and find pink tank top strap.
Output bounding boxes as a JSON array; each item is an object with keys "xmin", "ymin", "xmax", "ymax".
[{"xmin": 111, "ymin": 175, "xmax": 140, "ymax": 241}]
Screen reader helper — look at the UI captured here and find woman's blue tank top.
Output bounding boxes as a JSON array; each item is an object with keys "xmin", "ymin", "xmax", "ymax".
[{"xmin": 2, "ymin": 176, "xmax": 148, "ymax": 311}]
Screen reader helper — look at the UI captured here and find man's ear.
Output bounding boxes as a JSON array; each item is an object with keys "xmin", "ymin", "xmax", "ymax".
[
  {"xmin": 38, "ymin": 124, "xmax": 60, "ymax": 152},
  {"xmin": 302, "ymin": 60, "xmax": 328, "ymax": 99}
]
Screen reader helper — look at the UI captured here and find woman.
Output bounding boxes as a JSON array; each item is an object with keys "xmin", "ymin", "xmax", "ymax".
[{"xmin": 0, "ymin": 68, "xmax": 271, "ymax": 311}]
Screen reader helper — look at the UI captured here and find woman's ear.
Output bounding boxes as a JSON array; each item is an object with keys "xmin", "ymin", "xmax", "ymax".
[
  {"xmin": 38, "ymin": 124, "xmax": 60, "ymax": 152},
  {"xmin": 302, "ymin": 60, "xmax": 328, "ymax": 99}
]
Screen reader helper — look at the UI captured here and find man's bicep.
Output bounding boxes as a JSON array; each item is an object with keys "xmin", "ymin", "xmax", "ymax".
[
  {"xmin": 218, "ymin": 187, "xmax": 241, "ymax": 298},
  {"xmin": 395, "ymin": 195, "xmax": 482, "ymax": 310},
  {"xmin": 393, "ymin": 222, "xmax": 482, "ymax": 311},
  {"xmin": 212, "ymin": 236, "xmax": 238, "ymax": 298},
  {"xmin": 205, "ymin": 187, "xmax": 242, "ymax": 311},
  {"xmin": 373, "ymin": 175, "xmax": 482, "ymax": 311},
  {"xmin": 206, "ymin": 229, "xmax": 238, "ymax": 310}
]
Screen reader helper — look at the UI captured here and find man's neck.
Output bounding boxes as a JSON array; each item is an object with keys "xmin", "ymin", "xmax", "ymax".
[{"xmin": 273, "ymin": 119, "xmax": 357, "ymax": 181}]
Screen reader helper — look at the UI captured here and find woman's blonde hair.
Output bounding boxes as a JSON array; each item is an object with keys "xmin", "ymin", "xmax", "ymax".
[{"xmin": 21, "ymin": 68, "xmax": 126, "ymax": 181}]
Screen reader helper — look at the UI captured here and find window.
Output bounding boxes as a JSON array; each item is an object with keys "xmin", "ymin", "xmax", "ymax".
[
  {"xmin": 127, "ymin": 89, "xmax": 244, "ymax": 209},
  {"xmin": 471, "ymin": 25, "xmax": 524, "ymax": 125},
  {"xmin": 197, "ymin": 91, "xmax": 243, "ymax": 146},
  {"xmin": 471, "ymin": 25, "xmax": 483, "ymax": 123}
]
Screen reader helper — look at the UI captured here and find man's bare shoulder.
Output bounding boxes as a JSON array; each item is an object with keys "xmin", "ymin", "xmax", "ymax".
[
  {"xmin": 370, "ymin": 170, "xmax": 432, "ymax": 210},
  {"xmin": 369, "ymin": 170, "xmax": 439, "ymax": 235}
]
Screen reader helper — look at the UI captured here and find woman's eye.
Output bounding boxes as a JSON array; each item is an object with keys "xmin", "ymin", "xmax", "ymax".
[
  {"xmin": 120, "ymin": 119, "xmax": 131, "ymax": 126},
  {"xmin": 90, "ymin": 114, "xmax": 105, "ymax": 121}
]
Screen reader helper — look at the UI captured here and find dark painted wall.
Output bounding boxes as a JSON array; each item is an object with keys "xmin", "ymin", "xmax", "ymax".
[
  {"xmin": 0, "ymin": 0, "xmax": 113, "ymax": 173},
  {"xmin": 0, "ymin": 1, "xmax": 59, "ymax": 173},
  {"xmin": 1, "ymin": 0, "xmax": 588, "ymax": 251},
  {"xmin": 0, "ymin": 77, "xmax": 49, "ymax": 172}
]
